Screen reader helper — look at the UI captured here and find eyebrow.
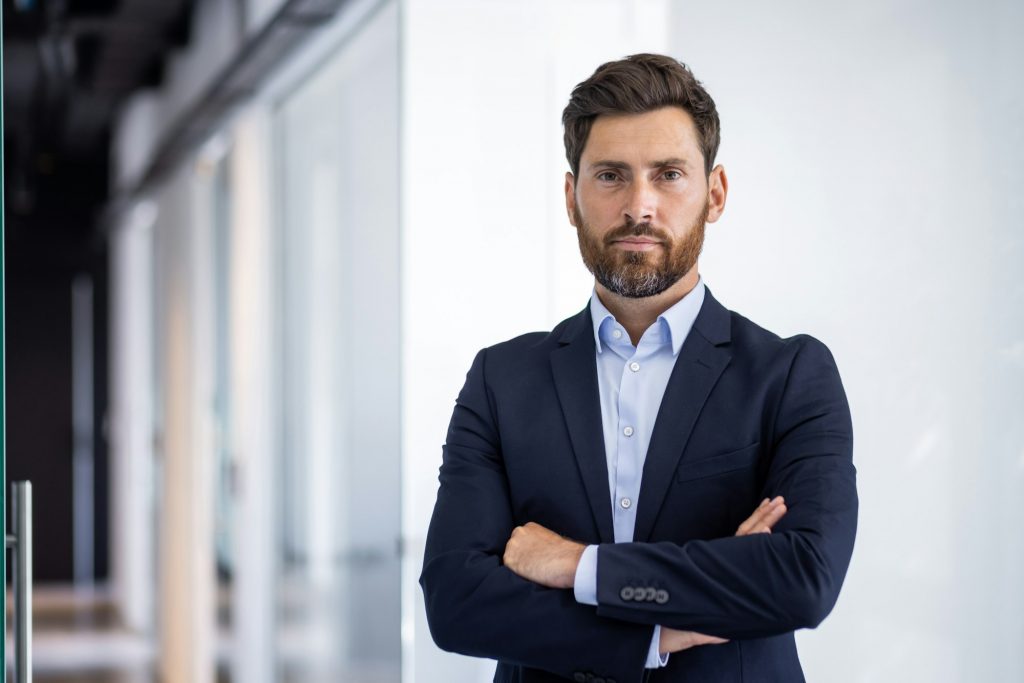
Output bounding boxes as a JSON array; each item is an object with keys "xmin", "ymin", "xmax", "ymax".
[
  {"xmin": 589, "ymin": 157, "xmax": 692, "ymax": 171},
  {"xmin": 651, "ymin": 157, "xmax": 691, "ymax": 169}
]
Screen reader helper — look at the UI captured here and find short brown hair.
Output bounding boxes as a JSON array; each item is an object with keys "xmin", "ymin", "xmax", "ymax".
[{"xmin": 562, "ymin": 53, "xmax": 721, "ymax": 178}]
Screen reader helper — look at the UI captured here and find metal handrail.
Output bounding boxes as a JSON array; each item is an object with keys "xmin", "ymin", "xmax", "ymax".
[{"xmin": 8, "ymin": 481, "xmax": 33, "ymax": 683}]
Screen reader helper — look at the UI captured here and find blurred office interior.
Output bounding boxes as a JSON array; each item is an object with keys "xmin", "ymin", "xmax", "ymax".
[{"xmin": 3, "ymin": 0, "xmax": 1022, "ymax": 682}]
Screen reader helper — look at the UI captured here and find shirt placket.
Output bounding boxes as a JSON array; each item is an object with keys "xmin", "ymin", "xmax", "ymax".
[{"xmin": 613, "ymin": 348, "xmax": 643, "ymax": 543}]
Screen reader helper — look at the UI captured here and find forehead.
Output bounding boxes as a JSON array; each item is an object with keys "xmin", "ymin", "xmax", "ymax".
[{"xmin": 582, "ymin": 106, "xmax": 701, "ymax": 166}]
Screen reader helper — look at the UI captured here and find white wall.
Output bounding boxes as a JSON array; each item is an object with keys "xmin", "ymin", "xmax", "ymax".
[{"xmin": 669, "ymin": 1, "xmax": 1024, "ymax": 681}]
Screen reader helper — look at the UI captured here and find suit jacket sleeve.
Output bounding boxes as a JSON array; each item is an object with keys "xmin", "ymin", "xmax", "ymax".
[
  {"xmin": 420, "ymin": 348, "xmax": 654, "ymax": 683},
  {"xmin": 594, "ymin": 335, "xmax": 858, "ymax": 639}
]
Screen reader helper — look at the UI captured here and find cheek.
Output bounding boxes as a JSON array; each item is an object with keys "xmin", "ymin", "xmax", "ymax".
[
  {"xmin": 665, "ymin": 186, "xmax": 701, "ymax": 209},
  {"xmin": 664, "ymin": 195, "xmax": 706, "ymax": 227},
  {"xmin": 577, "ymin": 197, "xmax": 621, "ymax": 230}
]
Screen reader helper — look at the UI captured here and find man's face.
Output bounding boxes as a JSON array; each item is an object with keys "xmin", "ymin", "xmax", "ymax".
[{"xmin": 566, "ymin": 106, "xmax": 724, "ymax": 299}]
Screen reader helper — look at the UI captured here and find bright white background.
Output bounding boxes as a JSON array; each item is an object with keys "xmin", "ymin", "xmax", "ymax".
[{"xmin": 668, "ymin": 2, "xmax": 1024, "ymax": 681}]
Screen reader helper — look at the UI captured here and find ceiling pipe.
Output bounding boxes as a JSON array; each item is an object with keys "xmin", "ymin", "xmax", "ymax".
[{"xmin": 103, "ymin": 0, "xmax": 351, "ymax": 225}]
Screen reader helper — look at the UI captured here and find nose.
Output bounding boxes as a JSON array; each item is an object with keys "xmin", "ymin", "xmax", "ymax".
[{"xmin": 624, "ymin": 179, "xmax": 656, "ymax": 224}]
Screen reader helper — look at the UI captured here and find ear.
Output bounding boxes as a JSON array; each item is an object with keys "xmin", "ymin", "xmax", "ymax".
[
  {"xmin": 564, "ymin": 172, "xmax": 578, "ymax": 226},
  {"xmin": 706, "ymin": 165, "xmax": 728, "ymax": 223}
]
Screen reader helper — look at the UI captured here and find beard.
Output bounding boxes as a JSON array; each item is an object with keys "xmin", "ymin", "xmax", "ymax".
[{"xmin": 574, "ymin": 199, "xmax": 709, "ymax": 299}]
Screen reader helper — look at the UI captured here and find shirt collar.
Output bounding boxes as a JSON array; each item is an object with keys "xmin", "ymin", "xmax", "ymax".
[{"xmin": 589, "ymin": 277, "xmax": 706, "ymax": 357}]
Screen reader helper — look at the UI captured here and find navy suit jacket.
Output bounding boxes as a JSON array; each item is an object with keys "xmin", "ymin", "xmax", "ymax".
[{"xmin": 421, "ymin": 287, "xmax": 857, "ymax": 682}]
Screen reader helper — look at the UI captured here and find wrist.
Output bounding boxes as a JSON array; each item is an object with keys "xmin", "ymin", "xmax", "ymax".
[{"xmin": 561, "ymin": 541, "xmax": 586, "ymax": 588}]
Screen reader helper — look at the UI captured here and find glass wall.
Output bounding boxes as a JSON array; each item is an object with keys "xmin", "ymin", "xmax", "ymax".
[{"xmin": 273, "ymin": 2, "xmax": 401, "ymax": 681}]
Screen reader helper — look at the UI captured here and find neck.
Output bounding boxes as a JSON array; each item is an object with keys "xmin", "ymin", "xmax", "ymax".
[{"xmin": 595, "ymin": 268, "xmax": 699, "ymax": 346}]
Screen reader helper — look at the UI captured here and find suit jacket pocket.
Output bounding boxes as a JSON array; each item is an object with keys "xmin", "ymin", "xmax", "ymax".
[{"xmin": 677, "ymin": 442, "xmax": 760, "ymax": 482}]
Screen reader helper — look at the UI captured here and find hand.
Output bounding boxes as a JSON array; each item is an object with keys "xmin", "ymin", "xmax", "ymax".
[
  {"xmin": 659, "ymin": 628, "xmax": 729, "ymax": 653},
  {"xmin": 735, "ymin": 496, "xmax": 787, "ymax": 536},
  {"xmin": 503, "ymin": 522, "xmax": 586, "ymax": 589},
  {"xmin": 659, "ymin": 495, "xmax": 788, "ymax": 654}
]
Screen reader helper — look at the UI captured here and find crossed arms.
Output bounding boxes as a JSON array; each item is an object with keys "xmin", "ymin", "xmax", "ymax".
[
  {"xmin": 503, "ymin": 496, "xmax": 789, "ymax": 655},
  {"xmin": 420, "ymin": 336, "xmax": 857, "ymax": 682}
]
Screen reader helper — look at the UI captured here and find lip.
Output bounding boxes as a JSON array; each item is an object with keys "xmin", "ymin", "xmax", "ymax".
[{"xmin": 612, "ymin": 238, "xmax": 662, "ymax": 251}]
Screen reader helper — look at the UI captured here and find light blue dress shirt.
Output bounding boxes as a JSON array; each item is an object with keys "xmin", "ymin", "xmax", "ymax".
[{"xmin": 573, "ymin": 277, "xmax": 706, "ymax": 668}]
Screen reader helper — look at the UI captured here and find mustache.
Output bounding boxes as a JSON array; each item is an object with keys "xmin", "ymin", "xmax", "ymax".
[{"xmin": 603, "ymin": 221, "xmax": 670, "ymax": 245}]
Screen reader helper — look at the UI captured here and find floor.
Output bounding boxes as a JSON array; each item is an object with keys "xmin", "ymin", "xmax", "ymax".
[
  {"xmin": 6, "ymin": 585, "xmax": 397, "ymax": 683},
  {"xmin": 7, "ymin": 586, "xmax": 156, "ymax": 683}
]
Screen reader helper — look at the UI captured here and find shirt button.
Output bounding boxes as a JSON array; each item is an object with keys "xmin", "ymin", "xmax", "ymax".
[
  {"xmin": 620, "ymin": 497, "xmax": 632, "ymax": 509},
  {"xmin": 623, "ymin": 426, "xmax": 634, "ymax": 437},
  {"xmin": 629, "ymin": 361, "xmax": 640, "ymax": 372},
  {"xmin": 612, "ymin": 329, "xmax": 622, "ymax": 339}
]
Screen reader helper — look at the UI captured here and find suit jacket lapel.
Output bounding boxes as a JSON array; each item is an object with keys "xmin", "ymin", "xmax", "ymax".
[
  {"xmin": 633, "ymin": 287, "xmax": 733, "ymax": 543},
  {"xmin": 550, "ymin": 308, "xmax": 616, "ymax": 544}
]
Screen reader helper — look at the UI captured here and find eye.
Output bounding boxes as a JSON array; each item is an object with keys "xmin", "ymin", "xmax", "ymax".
[
  {"xmin": 662, "ymin": 170, "xmax": 682, "ymax": 181},
  {"xmin": 597, "ymin": 171, "xmax": 619, "ymax": 182}
]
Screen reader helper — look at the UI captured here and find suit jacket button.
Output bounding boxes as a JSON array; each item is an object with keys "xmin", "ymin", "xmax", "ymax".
[
  {"xmin": 633, "ymin": 588, "xmax": 647, "ymax": 602},
  {"xmin": 655, "ymin": 589, "xmax": 669, "ymax": 604},
  {"xmin": 573, "ymin": 673, "xmax": 586, "ymax": 682},
  {"xmin": 619, "ymin": 586, "xmax": 635, "ymax": 601},
  {"xmin": 644, "ymin": 587, "xmax": 658, "ymax": 601}
]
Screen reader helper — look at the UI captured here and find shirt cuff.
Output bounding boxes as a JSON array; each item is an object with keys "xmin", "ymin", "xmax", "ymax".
[
  {"xmin": 574, "ymin": 546, "xmax": 666, "ymax": 668},
  {"xmin": 572, "ymin": 544, "xmax": 598, "ymax": 605},
  {"xmin": 645, "ymin": 625, "xmax": 670, "ymax": 668}
]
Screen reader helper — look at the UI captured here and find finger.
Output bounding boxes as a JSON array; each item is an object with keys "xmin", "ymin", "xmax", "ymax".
[
  {"xmin": 693, "ymin": 634, "xmax": 729, "ymax": 646},
  {"xmin": 751, "ymin": 502, "xmax": 788, "ymax": 534},
  {"xmin": 503, "ymin": 529, "xmax": 522, "ymax": 565},
  {"xmin": 757, "ymin": 502, "xmax": 788, "ymax": 533},
  {"xmin": 736, "ymin": 497, "xmax": 780, "ymax": 536},
  {"xmin": 676, "ymin": 631, "xmax": 729, "ymax": 651},
  {"xmin": 738, "ymin": 496, "xmax": 785, "ymax": 536},
  {"xmin": 735, "ymin": 500, "xmax": 767, "ymax": 535}
]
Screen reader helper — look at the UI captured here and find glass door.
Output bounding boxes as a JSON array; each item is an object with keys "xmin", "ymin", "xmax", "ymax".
[{"xmin": 273, "ymin": 2, "xmax": 401, "ymax": 681}]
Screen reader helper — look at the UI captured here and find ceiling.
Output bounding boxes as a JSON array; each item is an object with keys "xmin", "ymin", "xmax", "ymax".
[{"xmin": 4, "ymin": 0, "xmax": 196, "ymax": 266}]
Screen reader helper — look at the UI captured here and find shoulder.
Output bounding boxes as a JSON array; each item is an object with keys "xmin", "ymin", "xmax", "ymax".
[
  {"xmin": 719, "ymin": 307, "xmax": 850, "ymax": 438},
  {"xmin": 704, "ymin": 298, "xmax": 843, "ymax": 402},
  {"xmin": 730, "ymin": 310, "xmax": 828, "ymax": 354},
  {"xmin": 483, "ymin": 309, "xmax": 584, "ymax": 356},
  {"xmin": 695, "ymin": 287, "xmax": 833, "ymax": 363},
  {"xmin": 467, "ymin": 308, "xmax": 587, "ymax": 380},
  {"xmin": 723, "ymin": 311, "xmax": 846, "ymax": 413}
]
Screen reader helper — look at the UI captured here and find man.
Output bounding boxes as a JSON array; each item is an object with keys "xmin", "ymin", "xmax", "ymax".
[{"xmin": 420, "ymin": 53, "xmax": 857, "ymax": 682}]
